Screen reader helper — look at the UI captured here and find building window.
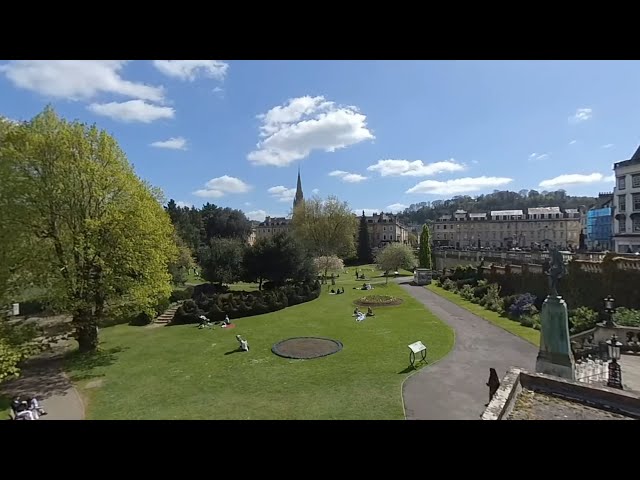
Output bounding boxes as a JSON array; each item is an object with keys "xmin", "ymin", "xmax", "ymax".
[
  {"xmin": 619, "ymin": 220, "xmax": 626, "ymax": 233},
  {"xmin": 383, "ymin": 234, "xmax": 386, "ymax": 240},
  {"xmin": 618, "ymin": 176, "xmax": 626, "ymax": 190},
  {"xmin": 633, "ymin": 174, "xmax": 640, "ymax": 188},
  {"xmin": 634, "ymin": 217, "xmax": 640, "ymax": 233},
  {"xmin": 634, "ymin": 193, "xmax": 640, "ymax": 211},
  {"xmin": 619, "ymin": 195, "xmax": 626, "ymax": 212}
]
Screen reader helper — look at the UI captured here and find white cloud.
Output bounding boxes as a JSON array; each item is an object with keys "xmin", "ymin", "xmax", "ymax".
[
  {"xmin": 312, "ymin": 188, "xmax": 320, "ymax": 194},
  {"xmin": 88, "ymin": 100, "xmax": 174, "ymax": 123},
  {"xmin": 0, "ymin": 60, "xmax": 165, "ymax": 102},
  {"xmin": 471, "ymin": 160, "xmax": 479, "ymax": 164},
  {"xmin": 244, "ymin": 202, "xmax": 252, "ymax": 206},
  {"xmin": 193, "ymin": 175, "xmax": 251, "ymax": 198},
  {"xmin": 387, "ymin": 203, "xmax": 408, "ymax": 212},
  {"xmin": 328, "ymin": 170, "xmax": 368, "ymax": 183},
  {"xmin": 150, "ymin": 137, "xmax": 187, "ymax": 150},
  {"xmin": 175, "ymin": 201, "xmax": 194, "ymax": 208},
  {"xmin": 212, "ymin": 86, "xmax": 225, "ymax": 98},
  {"xmin": 604, "ymin": 174, "xmax": 615, "ymax": 182},
  {"xmin": 528, "ymin": 153, "xmax": 549, "ymax": 161},
  {"xmin": 268, "ymin": 185, "xmax": 297, "ymax": 202},
  {"xmin": 247, "ymin": 95, "xmax": 374, "ymax": 167},
  {"xmin": 354, "ymin": 208, "xmax": 380, "ymax": 216},
  {"xmin": 153, "ymin": 60, "xmax": 229, "ymax": 81},
  {"xmin": 406, "ymin": 176, "xmax": 513, "ymax": 195},
  {"xmin": 569, "ymin": 108, "xmax": 592, "ymax": 124},
  {"xmin": 569, "ymin": 140, "xmax": 577, "ymax": 145},
  {"xmin": 246, "ymin": 210, "xmax": 266, "ymax": 221},
  {"xmin": 602, "ymin": 143, "xmax": 614, "ymax": 149},
  {"xmin": 367, "ymin": 159, "xmax": 465, "ymax": 177},
  {"xmin": 538, "ymin": 173, "xmax": 611, "ymax": 188}
]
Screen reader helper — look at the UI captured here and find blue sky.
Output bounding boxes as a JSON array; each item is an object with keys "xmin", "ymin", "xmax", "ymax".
[{"xmin": 1, "ymin": 60, "xmax": 637, "ymax": 220}]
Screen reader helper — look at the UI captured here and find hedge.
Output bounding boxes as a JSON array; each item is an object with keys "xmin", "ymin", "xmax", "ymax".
[{"xmin": 172, "ymin": 280, "xmax": 321, "ymax": 325}]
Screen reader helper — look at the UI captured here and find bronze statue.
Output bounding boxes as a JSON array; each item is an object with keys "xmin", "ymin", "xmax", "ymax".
[{"xmin": 545, "ymin": 248, "xmax": 566, "ymax": 297}]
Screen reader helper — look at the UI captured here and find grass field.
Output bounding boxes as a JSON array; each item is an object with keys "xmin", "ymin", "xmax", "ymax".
[
  {"xmin": 65, "ymin": 267, "xmax": 454, "ymax": 420},
  {"xmin": 426, "ymin": 284, "xmax": 540, "ymax": 346}
]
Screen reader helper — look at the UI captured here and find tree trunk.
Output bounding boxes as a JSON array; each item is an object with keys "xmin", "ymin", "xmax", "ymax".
[
  {"xmin": 324, "ymin": 267, "xmax": 328, "ymax": 284},
  {"xmin": 73, "ymin": 310, "xmax": 99, "ymax": 353},
  {"xmin": 259, "ymin": 278, "xmax": 263, "ymax": 291}
]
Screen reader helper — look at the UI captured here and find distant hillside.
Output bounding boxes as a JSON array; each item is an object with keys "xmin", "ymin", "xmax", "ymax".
[{"xmin": 398, "ymin": 189, "xmax": 599, "ymax": 225}]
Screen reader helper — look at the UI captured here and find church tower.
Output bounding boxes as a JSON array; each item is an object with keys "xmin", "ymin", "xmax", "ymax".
[{"xmin": 293, "ymin": 166, "xmax": 304, "ymax": 209}]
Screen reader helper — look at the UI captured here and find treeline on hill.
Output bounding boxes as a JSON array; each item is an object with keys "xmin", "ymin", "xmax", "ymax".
[
  {"xmin": 397, "ymin": 189, "xmax": 599, "ymax": 224},
  {"xmin": 171, "ymin": 232, "xmax": 321, "ymax": 325}
]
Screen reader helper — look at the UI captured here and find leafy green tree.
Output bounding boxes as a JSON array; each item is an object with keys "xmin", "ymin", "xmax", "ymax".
[
  {"xmin": 243, "ymin": 233, "xmax": 315, "ymax": 289},
  {"xmin": 357, "ymin": 211, "xmax": 372, "ymax": 263},
  {"xmin": 168, "ymin": 234, "xmax": 196, "ymax": 285},
  {"xmin": 418, "ymin": 224, "xmax": 433, "ymax": 269},
  {"xmin": 375, "ymin": 243, "xmax": 417, "ymax": 283},
  {"xmin": 291, "ymin": 195, "xmax": 357, "ymax": 258},
  {"xmin": 0, "ymin": 106, "xmax": 178, "ymax": 353},
  {"xmin": 199, "ymin": 237, "xmax": 245, "ymax": 285}
]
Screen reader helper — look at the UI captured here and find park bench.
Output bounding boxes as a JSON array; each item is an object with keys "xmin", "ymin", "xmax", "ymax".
[{"xmin": 408, "ymin": 341, "xmax": 427, "ymax": 368}]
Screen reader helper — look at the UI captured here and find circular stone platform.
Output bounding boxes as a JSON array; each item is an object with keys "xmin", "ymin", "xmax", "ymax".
[{"xmin": 271, "ymin": 337, "xmax": 343, "ymax": 360}]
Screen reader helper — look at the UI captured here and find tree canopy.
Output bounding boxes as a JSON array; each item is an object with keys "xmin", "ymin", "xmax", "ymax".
[
  {"xmin": 357, "ymin": 211, "xmax": 373, "ymax": 263},
  {"xmin": 199, "ymin": 237, "xmax": 245, "ymax": 285},
  {"xmin": 0, "ymin": 106, "xmax": 178, "ymax": 352},
  {"xmin": 375, "ymin": 243, "xmax": 417, "ymax": 283},
  {"xmin": 291, "ymin": 195, "xmax": 357, "ymax": 259}
]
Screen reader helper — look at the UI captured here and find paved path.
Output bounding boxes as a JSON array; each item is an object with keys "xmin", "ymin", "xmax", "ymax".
[
  {"xmin": 398, "ymin": 282, "xmax": 537, "ymax": 420},
  {"xmin": 1, "ymin": 354, "xmax": 85, "ymax": 420}
]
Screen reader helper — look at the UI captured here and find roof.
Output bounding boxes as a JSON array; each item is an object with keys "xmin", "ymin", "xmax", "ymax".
[
  {"xmin": 490, "ymin": 210, "xmax": 523, "ymax": 216},
  {"xmin": 565, "ymin": 208, "xmax": 579, "ymax": 213},
  {"xmin": 527, "ymin": 206, "xmax": 561, "ymax": 214},
  {"xmin": 614, "ymin": 144, "xmax": 640, "ymax": 169},
  {"xmin": 454, "ymin": 209, "xmax": 467, "ymax": 214},
  {"xmin": 468, "ymin": 213, "xmax": 487, "ymax": 218}
]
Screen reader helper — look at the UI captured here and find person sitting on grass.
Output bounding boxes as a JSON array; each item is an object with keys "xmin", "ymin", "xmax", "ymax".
[
  {"xmin": 356, "ymin": 311, "xmax": 366, "ymax": 322},
  {"xmin": 236, "ymin": 334, "xmax": 249, "ymax": 352},
  {"xmin": 367, "ymin": 307, "xmax": 375, "ymax": 317},
  {"xmin": 330, "ymin": 289, "xmax": 336, "ymax": 294},
  {"xmin": 353, "ymin": 307, "xmax": 361, "ymax": 316}
]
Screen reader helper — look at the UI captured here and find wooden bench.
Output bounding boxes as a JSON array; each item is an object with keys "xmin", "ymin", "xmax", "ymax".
[{"xmin": 408, "ymin": 341, "xmax": 427, "ymax": 367}]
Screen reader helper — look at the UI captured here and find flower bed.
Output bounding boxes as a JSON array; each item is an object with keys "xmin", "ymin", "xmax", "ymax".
[{"xmin": 354, "ymin": 295, "xmax": 403, "ymax": 307}]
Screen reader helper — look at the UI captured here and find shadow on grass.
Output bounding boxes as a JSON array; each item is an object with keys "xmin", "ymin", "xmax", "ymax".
[
  {"xmin": 64, "ymin": 346, "xmax": 128, "ymax": 382},
  {"xmin": 224, "ymin": 348, "xmax": 244, "ymax": 356},
  {"xmin": 397, "ymin": 362, "xmax": 428, "ymax": 375}
]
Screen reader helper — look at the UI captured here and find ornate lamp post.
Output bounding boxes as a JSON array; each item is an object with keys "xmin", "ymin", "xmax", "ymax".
[
  {"xmin": 607, "ymin": 334, "xmax": 623, "ymax": 389},
  {"xmin": 603, "ymin": 295, "xmax": 616, "ymax": 328}
]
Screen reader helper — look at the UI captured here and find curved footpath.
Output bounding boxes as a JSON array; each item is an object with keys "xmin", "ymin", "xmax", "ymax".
[
  {"xmin": 1, "ymin": 353, "xmax": 85, "ymax": 420},
  {"xmin": 398, "ymin": 281, "xmax": 537, "ymax": 420}
]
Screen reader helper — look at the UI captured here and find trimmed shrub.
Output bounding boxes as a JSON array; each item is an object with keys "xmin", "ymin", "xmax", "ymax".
[
  {"xmin": 569, "ymin": 307, "xmax": 599, "ymax": 334},
  {"xmin": 459, "ymin": 284, "xmax": 475, "ymax": 301},
  {"xmin": 613, "ymin": 307, "xmax": 640, "ymax": 327},
  {"xmin": 480, "ymin": 284, "xmax": 503, "ymax": 313},
  {"xmin": 171, "ymin": 281, "xmax": 321, "ymax": 325},
  {"xmin": 442, "ymin": 278, "xmax": 457, "ymax": 291},
  {"xmin": 455, "ymin": 277, "xmax": 476, "ymax": 290},
  {"xmin": 508, "ymin": 293, "xmax": 537, "ymax": 319},
  {"xmin": 170, "ymin": 286, "xmax": 194, "ymax": 302},
  {"xmin": 519, "ymin": 314, "xmax": 534, "ymax": 328}
]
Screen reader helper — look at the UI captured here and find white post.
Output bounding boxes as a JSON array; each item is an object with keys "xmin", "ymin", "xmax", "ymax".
[{"xmin": 11, "ymin": 303, "xmax": 19, "ymax": 316}]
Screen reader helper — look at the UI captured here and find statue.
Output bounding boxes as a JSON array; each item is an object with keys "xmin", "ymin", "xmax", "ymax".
[
  {"xmin": 545, "ymin": 248, "xmax": 566, "ymax": 297},
  {"xmin": 486, "ymin": 368, "xmax": 500, "ymax": 406},
  {"xmin": 536, "ymin": 247, "xmax": 575, "ymax": 380}
]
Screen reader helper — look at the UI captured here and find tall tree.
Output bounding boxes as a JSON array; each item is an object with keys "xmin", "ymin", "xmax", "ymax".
[
  {"xmin": 243, "ymin": 233, "xmax": 314, "ymax": 289},
  {"xmin": 168, "ymin": 234, "xmax": 196, "ymax": 285},
  {"xmin": 418, "ymin": 224, "xmax": 433, "ymax": 269},
  {"xmin": 291, "ymin": 195, "xmax": 357, "ymax": 258},
  {"xmin": 357, "ymin": 211, "xmax": 372, "ymax": 263},
  {"xmin": 375, "ymin": 243, "xmax": 417, "ymax": 284},
  {"xmin": 199, "ymin": 237, "xmax": 245, "ymax": 285},
  {"xmin": 0, "ymin": 107, "xmax": 178, "ymax": 352}
]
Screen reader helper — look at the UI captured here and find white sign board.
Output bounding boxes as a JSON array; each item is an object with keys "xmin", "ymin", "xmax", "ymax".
[{"xmin": 408, "ymin": 341, "xmax": 426, "ymax": 353}]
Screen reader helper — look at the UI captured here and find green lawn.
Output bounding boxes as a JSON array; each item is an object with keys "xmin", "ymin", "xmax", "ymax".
[
  {"xmin": 426, "ymin": 284, "xmax": 540, "ymax": 346},
  {"xmin": 0, "ymin": 395, "xmax": 10, "ymax": 420},
  {"xmin": 65, "ymin": 271, "xmax": 454, "ymax": 420}
]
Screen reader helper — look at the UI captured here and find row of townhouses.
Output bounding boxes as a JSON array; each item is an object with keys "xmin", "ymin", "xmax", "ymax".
[{"xmin": 430, "ymin": 207, "xmax": 582, "ymax": 250}]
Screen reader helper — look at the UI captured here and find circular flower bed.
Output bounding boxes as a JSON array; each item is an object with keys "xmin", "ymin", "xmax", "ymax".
[{"xmin": 354, "ymin": 294, "xmax": 403, "ymax": 307}]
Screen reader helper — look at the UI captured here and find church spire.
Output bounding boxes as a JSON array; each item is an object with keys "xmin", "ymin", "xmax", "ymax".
[{"xmin": 293, "ymin": 165, "xmax": 304, "ymax": 209}]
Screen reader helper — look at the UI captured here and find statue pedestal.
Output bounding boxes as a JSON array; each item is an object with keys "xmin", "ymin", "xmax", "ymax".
[{"xmin": 535, "ymin": 295, "xmax": 575, "ymax": 380}]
